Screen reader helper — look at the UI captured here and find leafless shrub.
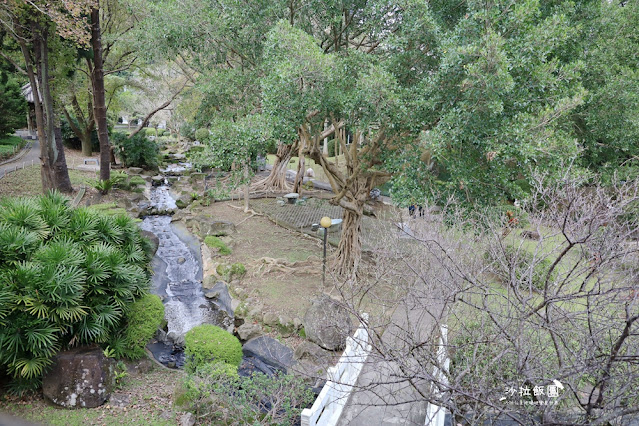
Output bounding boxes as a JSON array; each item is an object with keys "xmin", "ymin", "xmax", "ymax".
[{"xmin": 330, "ymin": 171, "xmax": 639, "ymax": 425}]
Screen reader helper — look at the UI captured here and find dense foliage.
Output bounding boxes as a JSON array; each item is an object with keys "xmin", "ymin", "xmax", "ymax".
[
  {"xmin": 184, "ymin": 324, "xmax": 243, "ymax": 372},
  {"xmin": 177, "ymin": 362, "xmax": 315, "ymax": 425},
  {"xmin": 0, "ymin": 73, "xmax": 27, "ymax": 137},
  {"xmin": 111, "ymin": 131, "xmax": 159, "ymax": 170},
  {"xmin": 0, "ymin": 192, "xmax": 153, "ymax": 391}
]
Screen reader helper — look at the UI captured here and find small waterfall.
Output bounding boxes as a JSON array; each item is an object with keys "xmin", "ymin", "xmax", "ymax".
[{"xmin": 140, "ymin": 181, "xmax": 221, "ymax": 349}]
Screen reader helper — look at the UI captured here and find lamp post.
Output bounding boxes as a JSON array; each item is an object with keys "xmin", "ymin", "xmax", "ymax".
[{"xmin": 320, "ymin": 216, "xmax": 332, "ymax": 286}]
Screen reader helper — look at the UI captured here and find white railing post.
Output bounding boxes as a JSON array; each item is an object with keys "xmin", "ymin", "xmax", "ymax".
[
  {"xmin": 425, "ymin": 325, "xmax": 449, "ymax": 426},
  {"xmin": 301, "ymin": 313, "xmax": 371, "ymax": 426}
]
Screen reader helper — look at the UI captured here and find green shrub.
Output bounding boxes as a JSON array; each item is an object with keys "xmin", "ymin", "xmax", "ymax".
[
  {"xmin": 216, "ymin": 263, "xmax": 230, "ymax": 277},
  {"xmin": 216, "ymin": 262, "xmax": 246, "ymax": 281},
  {"xmin": 229, "ymin": 262, "xmax": 246, "ymax": 277},
  {"xmin": 90, "ymin": 178, "xmax": 113, "ymax": 194},
  {"xmin": 0, "ymin": 192, "xmax": 152, "ymax": 390},
  {"xmin": 184, "ymin": 324, "xmax": 243, "ymax": 372},
  {"xmin": 116, "ymin": 294, "xmax": 164, "ymax": 359},
  {"xmin": 194, "ymin": 128, "xmax": 209, "ymax": 142},
  {"xmin": 187, "ymin": 145, "xmax": 205, "ymax": 155},
  {"xmin": 204, "ymin": 236, "xmax": 231, "ymax": 256},
  {"xmin": 143, "ymin": 127, "xmax": 158, "ymax": 137},
  {"xmin": 0, "ymin": 75, "xmax": 27, "ymax": 137},
  {"xmin": 327, "ymin": 138, "xmax": 336, "ymax": 157},
  {"xmin": 111, "ymin": 132, "xmax": 159, "ymax": 170},
  {"xmin": 176, "ymin": 363, "xmax": 314, "ymax": 424},
  {"xmin": 265, "ymin": 139, "xmax": 278, "ymax": 155}
]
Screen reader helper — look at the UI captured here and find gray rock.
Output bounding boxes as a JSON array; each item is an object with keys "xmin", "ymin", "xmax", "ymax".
[
  {"xmin": 237, "ymin": 323, "xmax": 263, "ymax": 341},
  {"xmin": 140, "ymin": 230, "xmax": 159, "ymax": 256},
  {"xmin": 177, "ymin": 257, "xmax": 186, "ymax": 264},
  {"xmin": 231, "ymin": 299, "xmax": 240, "ymax": 313},
  {"xmin": 303, "ymin": 295, "xmax": 354, "ymax": 350},
  {"xmin": 234, "ymin": 287, "xmax": 247, "ymax": 300},
  {"xmin": 203, "ymin": 275, "xmax": 223, "ymax": 289},
  {"xmin": 293, "ymin": 317, "xmax": 303, "ymax": 330},
  {"xmin": 42, "ymin": 345, "xmax": 114, "ymax": 408},
  {"xmin": 125, "ymin": 358, "xmax": 153, "ymax": 376},
  {"xmin": 294, "ymin": 341, "xmax": 332, "ymax": 365},
  {"xmin": 128, "ymin": 167, "xmax": 143, "ymax": 175},
  {"xmin": 187, "ymin": 216, "xmax": 236, "ymax": 237},
  {"xmin": 176, "ymin": 193, "xmax": 194, "ymax": 209},
  {"xmin": 247, "ymin": 302, "xmax": 264, "ymax": 319},
  {"xmin": 262, "ymin": 311, "xmax": 279, "ymax": 327},
  {"xmin": 205, "ymin": 281, "xmax": 234, "ymax": 332},
  {"xmin": 180, "ymin": 412, "xmax": 195, "ymax": 426},
  {"xmin": 109, "ymin": 392, "xmax": 130, "ymax": 408},
  {"xmin": 130, "ymin": 192, "xmax": 145, "ymax": 202},
  {"xmin": 242, "ymin": 336, "xmax": 295, "ymax": 373},
  {"xmin": 151, "ymin": 175, "xmax": 164, "ymax": 186}
]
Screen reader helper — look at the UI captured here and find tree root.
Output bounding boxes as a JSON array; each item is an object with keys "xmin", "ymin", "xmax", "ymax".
[{"xmin": 251, "ymin": 256, "xmax": 321, "ymax": 277}]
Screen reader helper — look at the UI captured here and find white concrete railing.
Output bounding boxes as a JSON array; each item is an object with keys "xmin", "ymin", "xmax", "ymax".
[
  {"xmin": 425, "ymin": 325, "xmax": 449, "ymax": 426},
  {"xmin": 301, "ymin": 313, "xmax": 371, "ymax": 426}
]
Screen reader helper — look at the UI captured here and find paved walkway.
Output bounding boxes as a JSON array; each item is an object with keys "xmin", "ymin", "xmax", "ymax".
[
  {"xmin": 337, "ymin": 286, "xmax": 444, "ymax": 426},
  {"xmin": 0, "ymin": 138, "xmax": 40, "ymax": 178}
]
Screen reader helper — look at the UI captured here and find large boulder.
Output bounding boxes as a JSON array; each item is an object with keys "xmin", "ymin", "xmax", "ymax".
[
  {"xmin": 187, "ymin": 216, "xmax": 236, "ymax": 237},
  {"xmin": 42, "ymin": 346, "xmax": 114, "ymax": 408},
  {"xmin": 204, "ymin": 281, "xmax": 234, "ymax": 333},
  {"xmin": 303, "ymin": 295, "xmax": 354, "ymax": 351},
  {"xmin": 140, "ymin": 230, "xmax": 159, "ymax": 256},
  {"xmin": 242, "ymin": 336, "xmax": 295, "ymax": 373},
  {"xmin": 237, "ymin": 322, "xmax": 263, "ymax": 342}
]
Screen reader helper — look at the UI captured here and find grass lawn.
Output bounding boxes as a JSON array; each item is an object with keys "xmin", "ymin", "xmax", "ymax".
[
  {"xmin": 0, "ymin": 135, "xmax": 25, "ymax": 159},
  {"xmin": 0, "ymin": 165, "xmax": 96, "ymax": 198}
]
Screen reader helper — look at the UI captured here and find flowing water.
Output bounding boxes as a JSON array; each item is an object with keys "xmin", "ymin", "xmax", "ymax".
[
  {"xmin": 139, "ymin": 174, "xmax": 284, "ymax": 376},
  {"xmin": 139, "ymin": 179, "xmax": 221, "ymax": 367}
]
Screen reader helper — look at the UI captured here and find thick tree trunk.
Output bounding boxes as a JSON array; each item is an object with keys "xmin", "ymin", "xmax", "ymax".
[
  {"xmin": 53, "ymin": 124, "xmax": 73, "ymax": 193},
  {"xmin": 90, "ymin": 6, "xmax": 111, "ymax": 182},
  {"xmin": 334, "ymin": 206, "xmax": 363, "ymax": 278},
  {"xmin": 251, "ymin": 141, "xmax": 295, "ymax": 192},
  {"xmin": 25, "ymin": 32, "xmax": 53, "ymax": 191},
  {"xmin": 62, "ymin": 104, "xmax": 93, "ymax": 156},
  {"xmin": 27, "ymin": 23, "xmax": 72, "ymax": 193}
]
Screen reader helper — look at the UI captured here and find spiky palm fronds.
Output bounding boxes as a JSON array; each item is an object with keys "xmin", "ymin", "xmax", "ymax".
[
  {"xmin": 0, "ymin": 192, "xmax": 152, "ymax": 390},
  {"xmin": 64, "ymin": 207, "xmax": 99, "ymax": 245},
  {"xmin": 0, "ymin": 224, "xmax": 42, "ymax": 265},
  {"xmin": 95, "ymin": 215, "xmax": 124, "ymax": 246},
  {"xmin": 37, "ymin": 191, "xmax": 71, "ymax": 234},
  {"xmin": 0, "ymin": 198, "xmax": 50, "ymax": 240}
]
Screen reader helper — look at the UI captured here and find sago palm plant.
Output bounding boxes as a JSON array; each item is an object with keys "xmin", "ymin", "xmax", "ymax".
[{"xmin": 0, "ymin": 191, "xmax": 153, "ymax": 393}]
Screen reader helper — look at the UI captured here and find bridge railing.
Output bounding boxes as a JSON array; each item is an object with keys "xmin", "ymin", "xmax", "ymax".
[
  {"xmin": 301, "ymin": 313, "xmax": 371, "ymax": 426},
  {"xmin": 425, "ymin": 325, "xmax": 449, "ymax": 426}
]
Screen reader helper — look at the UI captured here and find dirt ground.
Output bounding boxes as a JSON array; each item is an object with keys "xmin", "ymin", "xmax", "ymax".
[{"xmin": 201, "ymin": 200, "xmax": 327, "ymax": 320}]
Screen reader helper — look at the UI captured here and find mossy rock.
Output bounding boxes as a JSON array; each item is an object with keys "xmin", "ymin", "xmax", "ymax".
[
  {"xmin": 205, "ymin": 236, "xmax": 231, "ymax": 256},
  {"xmin": 184, "ymin": 324, "xmax": 243, "ymax": 372},
  {"xmin": 121, "ymin": 294, "xmax": 165, "ymax": 359}
]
